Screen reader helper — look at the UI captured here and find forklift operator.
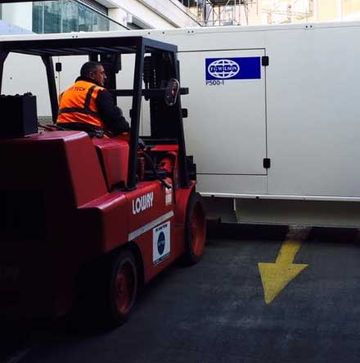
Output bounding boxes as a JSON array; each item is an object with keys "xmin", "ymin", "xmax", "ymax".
[{"xmin": 56, "ymin": 61, "xmax": 130, "ymax": 137}]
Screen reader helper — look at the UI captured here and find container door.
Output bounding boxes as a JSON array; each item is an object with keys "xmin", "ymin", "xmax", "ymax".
[{"xmin": 178, "ymin": 49, "xmax": 267, "ymax": 176}]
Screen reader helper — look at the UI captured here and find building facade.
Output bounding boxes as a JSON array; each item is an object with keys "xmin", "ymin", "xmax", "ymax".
[
  {"xmin": 181, "ymin": 0, "xmax": 360, "ymax": 26},
  {"xmin": 1, "ymin": 0, "xmax": 360, "ymax": 35},
  {"xmin": 0, "ymin": 0, "xmax": 200, "ymax": 34}
]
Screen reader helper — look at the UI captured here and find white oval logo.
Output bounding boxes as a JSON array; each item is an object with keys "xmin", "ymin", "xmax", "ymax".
[{"xmin": 208, "ymin": 59, "xmax": 240, "ymax": 79}]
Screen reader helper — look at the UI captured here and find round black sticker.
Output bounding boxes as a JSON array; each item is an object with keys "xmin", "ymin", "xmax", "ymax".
[{"xmin": 157, "ymin": 231, "xmax": 165, "ymax": 255}]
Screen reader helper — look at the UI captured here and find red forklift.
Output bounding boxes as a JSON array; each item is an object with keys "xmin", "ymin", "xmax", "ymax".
[{"xmin": 0, "ymin": 35, "xmax": 206, "ymax": 326}]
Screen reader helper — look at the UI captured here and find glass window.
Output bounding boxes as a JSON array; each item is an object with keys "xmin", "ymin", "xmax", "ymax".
[{"xmin": 32, "ymin": 0, "xmax": 125, "ymax": 34}]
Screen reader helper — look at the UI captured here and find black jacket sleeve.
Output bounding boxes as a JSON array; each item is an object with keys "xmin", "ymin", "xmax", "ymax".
[{"xmin": 96, "ymin": 89, "xmax": 130, "ymax": 135}]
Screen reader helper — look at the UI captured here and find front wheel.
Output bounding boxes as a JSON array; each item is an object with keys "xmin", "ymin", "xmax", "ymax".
[{"xmin": 183, "ymin": 192, "xmax": 207, "ymax": 265}]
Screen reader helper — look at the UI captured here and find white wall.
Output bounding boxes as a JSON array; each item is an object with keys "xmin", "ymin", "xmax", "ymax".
[
  {"xmin": 108, "ymin": 8, "xmax": 129, "ymax": 28},
  {"xmin": 108, "ymin": 0, "xmax": 200, "ymax": 28},
  {"xmin": 2, "ymin": 3, "xmax": 32, "ymax": 32}
]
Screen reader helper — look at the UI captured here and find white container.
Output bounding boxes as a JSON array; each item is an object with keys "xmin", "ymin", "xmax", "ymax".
[{"xmin": 3, "ymin": 22, "xmax": 360, "ymax": 226}]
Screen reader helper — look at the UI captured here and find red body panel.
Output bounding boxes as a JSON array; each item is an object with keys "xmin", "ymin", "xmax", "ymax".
[
  {"xmin": 0, "ymin": 130, "xmax": 194, "ymax": 319},
  {"xmin": 93, "ymin": 137, "xmax": 129, "ymax": 190}
]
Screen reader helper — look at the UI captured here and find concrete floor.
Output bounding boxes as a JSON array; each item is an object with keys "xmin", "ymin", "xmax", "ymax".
[{"xmin": 2, "ymin": 225, "xmax": 360, "ymax": 363}]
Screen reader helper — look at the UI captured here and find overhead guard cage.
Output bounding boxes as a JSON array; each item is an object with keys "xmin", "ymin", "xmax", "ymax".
[{"xmin": 0, "ymin": 36, "xmax": 190, "ymax": 190}]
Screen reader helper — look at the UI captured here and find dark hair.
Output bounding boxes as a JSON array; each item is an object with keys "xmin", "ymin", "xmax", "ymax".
[{"xmin": 80, "ymin": 61, "xmax": 101, "ymax": 78}]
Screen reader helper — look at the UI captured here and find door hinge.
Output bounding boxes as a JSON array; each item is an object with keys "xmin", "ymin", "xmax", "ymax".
[
  {"xmin": 263, "ymin": 158, "xmax": 271, "ymax": 169},
  {"xmin": 55, "ymin": 62, "xmax": 62, "ymax": 72},
  {"xmin": 262, "ymin": 56, "xmax": 269, "ymax": 67}
]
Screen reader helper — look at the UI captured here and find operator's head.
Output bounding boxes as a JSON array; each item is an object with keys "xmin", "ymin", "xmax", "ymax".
[{"xmin": 80, "ymin": 61, "xmax": 107, "ymax": 87}]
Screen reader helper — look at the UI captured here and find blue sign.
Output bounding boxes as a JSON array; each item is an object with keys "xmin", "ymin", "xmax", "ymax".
[
  {"xmin": 157, "ymin": 231, "xmax": 165, "ymax": 255},
  {"xmin": 205, "ymin": 57, "xmax": 261, "ymax": 81}
]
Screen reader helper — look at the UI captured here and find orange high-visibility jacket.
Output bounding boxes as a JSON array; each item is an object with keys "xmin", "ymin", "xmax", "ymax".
[{"xmin": 57, "ymin": 80, "xmax": 105, "ymax": 128}]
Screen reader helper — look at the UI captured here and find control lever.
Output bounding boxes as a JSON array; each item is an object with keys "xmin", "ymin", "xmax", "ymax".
[{"xmin": 164, "ymin": 78, "xmax": 180, "ymax": 106}]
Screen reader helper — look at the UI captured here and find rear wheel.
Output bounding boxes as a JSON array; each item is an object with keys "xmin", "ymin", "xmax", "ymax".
[
  {"xmin": 183, "ymin": 192, "xmax": 206, "ymax": 265},
  {"xmin": 74, "ymin": 249, "xmax": 138, "ymax": 329},
  {"xmin": 107, "ymin": 250, "xmax": 138, "ymax": 326}
]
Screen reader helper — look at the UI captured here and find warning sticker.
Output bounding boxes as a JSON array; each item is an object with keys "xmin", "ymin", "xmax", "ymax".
[
  {"xmin": 165, "ymin": 185, "xmax": 172, "ymax": 206},
  {"xmin": 153, "ymin": 221, "xmax": 171, "ymax": 265}
]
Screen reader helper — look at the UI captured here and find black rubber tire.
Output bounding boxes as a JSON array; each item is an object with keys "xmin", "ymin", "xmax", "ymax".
[
  {"xmin": 104, "ymin": 249, "xmax": 138, "ymax": 327},
  {"xmin": 75, "ymin": 249, "xmax": 138, "ymax": 329},
  {"xmin": 183, "ymin": 192, "xmax": 207, "ymax": 265}
]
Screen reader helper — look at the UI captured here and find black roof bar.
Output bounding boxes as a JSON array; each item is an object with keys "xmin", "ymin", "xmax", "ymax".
[{"xmin": 0, "ymin": 36, "xmax": 177, "ymax": 57}]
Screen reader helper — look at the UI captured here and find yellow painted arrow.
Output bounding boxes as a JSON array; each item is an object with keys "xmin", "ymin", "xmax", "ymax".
[{"xmin": 258, "ymin": 238, "xmax": 308, "ymax": 304}]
